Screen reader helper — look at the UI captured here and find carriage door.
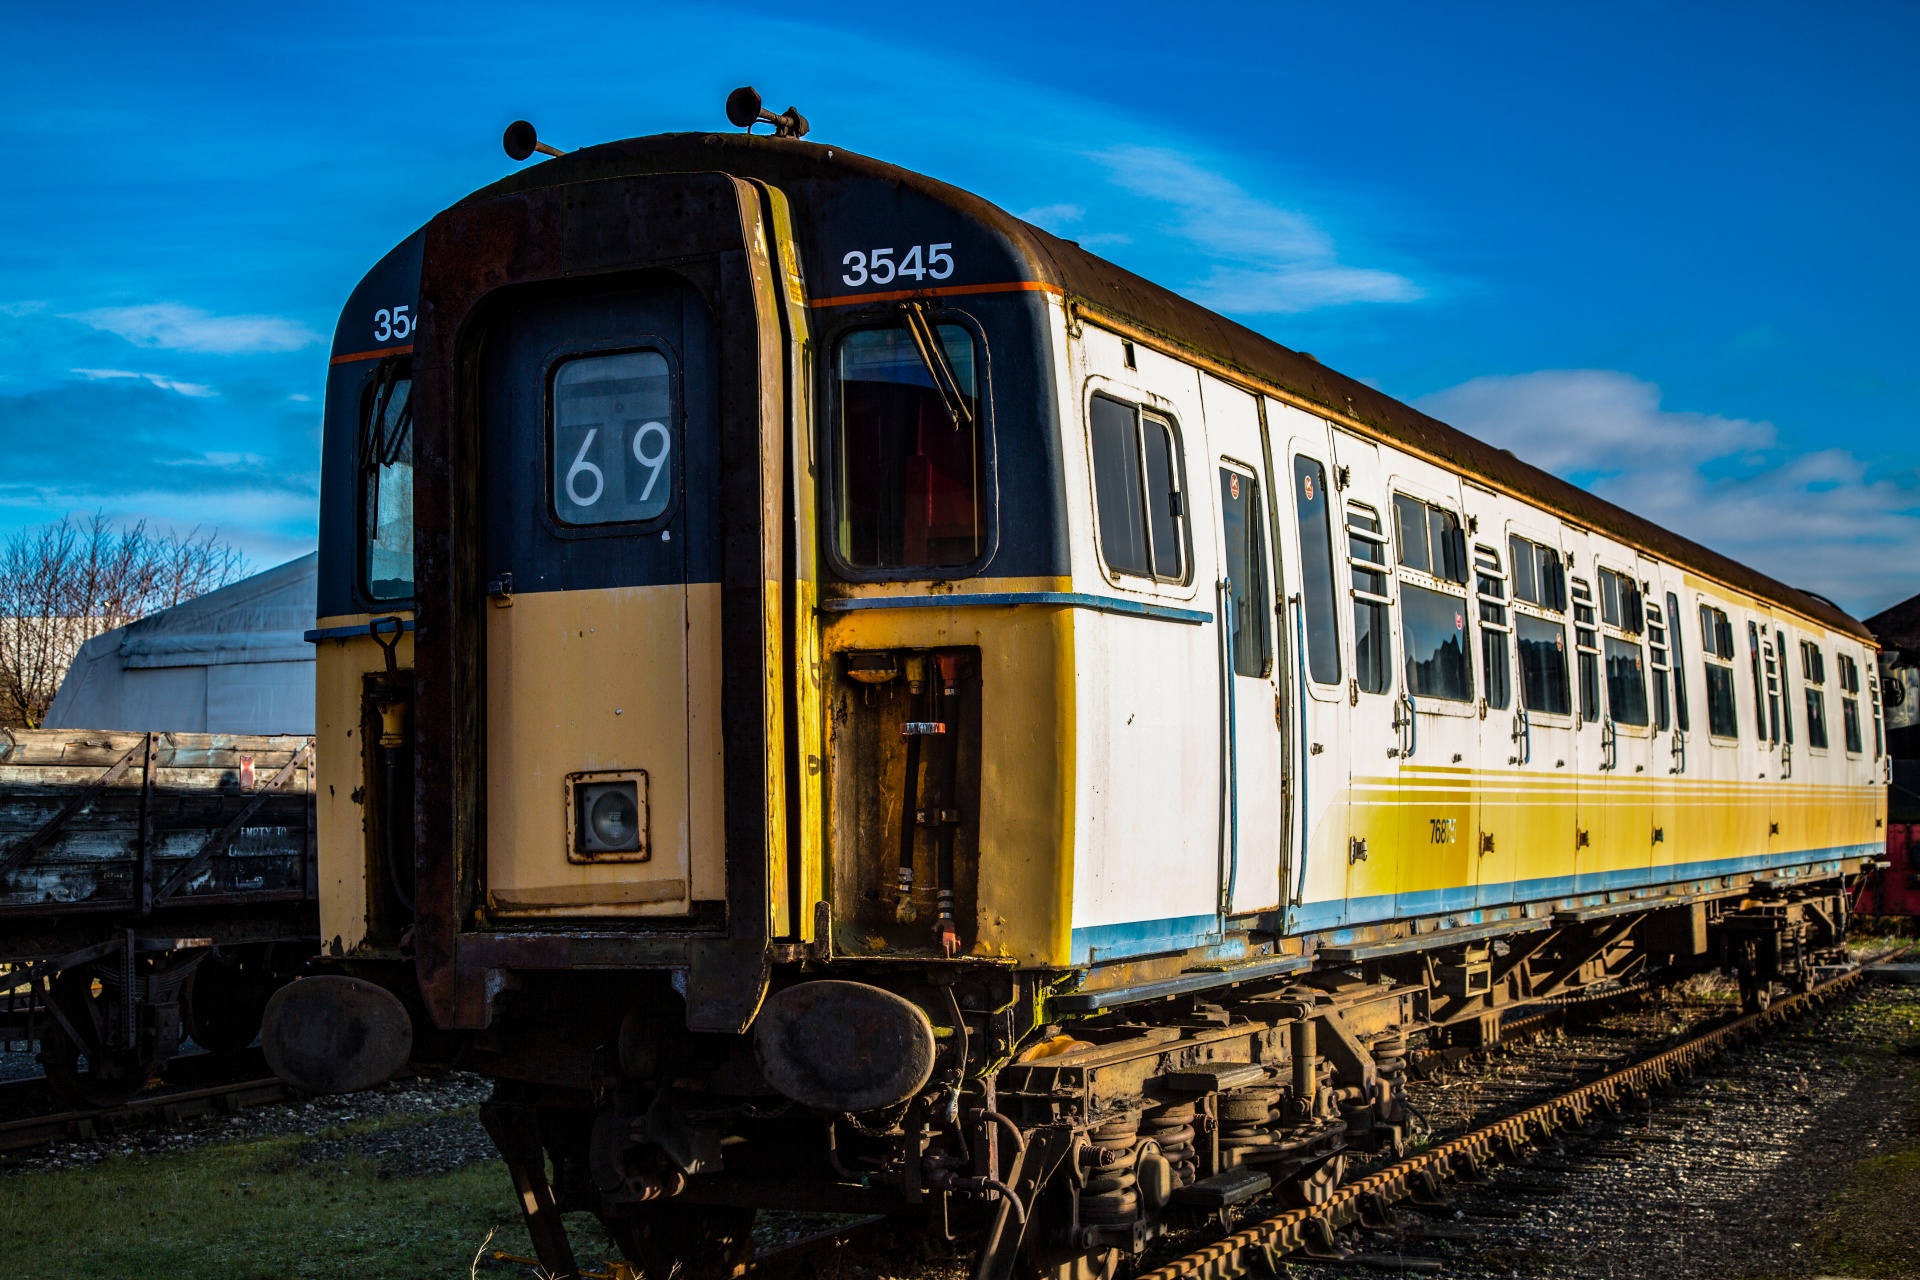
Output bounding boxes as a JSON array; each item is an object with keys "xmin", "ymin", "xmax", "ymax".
[
  {"xmin": 1327, "ymin": 429, "xmax": 1400, "ymax": 924},
  {"xmin": 1203, "ymin": 377, "xmax": 1284, "ymax": 914},
  {"xmin": 480, "ymin": 281, "xmax": 718, "ymax": 918},
  {"xmin": 1594, "ymin": 555, "xmax": 1656, "ymax": 892},
  {"xmin": 1383, "ymin": 470, "xmax": 1479, "ymax": 919}
]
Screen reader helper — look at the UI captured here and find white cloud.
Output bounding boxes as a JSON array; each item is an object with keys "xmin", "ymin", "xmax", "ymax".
[
  {"xmin": 1415, "ymin": 369, "xmax": 1920, "ymax": 616},
  {"xmin": 70, "ymin": 303, "xmax": 319, "ymax": 354},
  {"xmin": 1018, "ymin": 202, "xmax": 1085, "ymax": 228},
  {"xmin": 70, "ymin": 367, "xmax": 217, "ymax": 398},
  {"xmin": 1091, "ymin": 145, "xmax": 1422, "ymax": 314}
]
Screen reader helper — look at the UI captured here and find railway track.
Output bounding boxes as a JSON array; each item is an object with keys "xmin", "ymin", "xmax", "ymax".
[
  {"xmin": 0, "ymin": 1048, "xmax": 294, "ymax": 1155},
  {"xmin": 672, "ymin": 962, "xmax": 1886, "ymax": 1280},
  {"xmin": 1134, "ymin": 961, "xmax": 1879, "ymax": 1280}
]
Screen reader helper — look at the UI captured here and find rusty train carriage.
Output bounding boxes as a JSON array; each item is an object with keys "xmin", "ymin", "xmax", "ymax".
[
  {"xmin": 0, "ymin": 730, "xmax": 317, "ymax": 1106},
  {"xmin": 280, "ymin": 115, "xmax": 1881, "ymax": 1279}
]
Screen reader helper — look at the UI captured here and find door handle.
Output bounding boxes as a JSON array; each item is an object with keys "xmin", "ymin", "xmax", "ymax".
[
  {"xmin": 1601, "ymin": 717, "xmax": 1617, "ymax": 772},
  {"xmin": 1670, "ymin": 728, "xmax": 1686, "ymax": 775},
  {"xmin": 1394, "ymin": 693, "xmax": 1417, "ymax": 759},
  {"xmin": 1511, "ymin": 707, "xmax": 1531, "ymax": 766}
]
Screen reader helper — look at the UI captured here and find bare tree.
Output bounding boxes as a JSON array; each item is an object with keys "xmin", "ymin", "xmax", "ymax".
[{"xmin": 0, "ymin": 514, "xmax": 246, "ymax": 727}]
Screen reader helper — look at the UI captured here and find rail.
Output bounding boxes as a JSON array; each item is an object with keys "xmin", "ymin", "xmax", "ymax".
[{"xmin": 1134, "ymin": 958, "xmax": 1880, "ymax": 1280}]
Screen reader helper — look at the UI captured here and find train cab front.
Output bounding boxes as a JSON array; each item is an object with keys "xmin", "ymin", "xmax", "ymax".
[{"xmin": 272, "ymin": 128, "xmax": 1080, "ymax": 1280}]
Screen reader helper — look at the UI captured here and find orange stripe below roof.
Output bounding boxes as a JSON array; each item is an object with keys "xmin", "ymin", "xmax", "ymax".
[
  {"xmin": 329, "ymin": 343, "xmax": 415, "ymax": 365},
  {"xmin": 807, "ymin": 280, "xmax": 1062, "ymax": 309}
]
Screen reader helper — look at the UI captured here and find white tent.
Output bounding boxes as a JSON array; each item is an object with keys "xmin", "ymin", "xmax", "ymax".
[{"xmin": 44, "ymin": 553, "xmax": 316, "ymax": 734}]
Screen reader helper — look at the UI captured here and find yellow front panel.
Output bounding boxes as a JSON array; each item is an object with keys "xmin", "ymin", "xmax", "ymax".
[
  {"xmin": 823, "ymin": 581, "xmax": 1076, "ymax": 966},
  {"xmin": 314, "ymin": 615, "xmax": 412, "ymax": 955},
  {"xmin": 484, "ymin": 583, "xmax": 723, "ymax": 916}
]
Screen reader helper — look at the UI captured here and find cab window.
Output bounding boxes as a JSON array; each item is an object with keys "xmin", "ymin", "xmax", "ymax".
[
  {"xmin": 550, "ymin": 350, "xmax": 677, "ymax": 527},
  {"xmin": 833, "ymin": 319, "xmax": 985, "ymax": 571},
  {"xmin": 360, "ymin": 358, "xmax": 413, "ymax": 601}
]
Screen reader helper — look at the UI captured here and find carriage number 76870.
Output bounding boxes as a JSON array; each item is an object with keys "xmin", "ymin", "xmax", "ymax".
[{"xmin": 841, "ymin": 244, "xmax": 954, "ymax": 288}]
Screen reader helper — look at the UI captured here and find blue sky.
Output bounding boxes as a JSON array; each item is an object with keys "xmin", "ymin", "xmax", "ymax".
[{"xmin": 2, "ymin": 2, "xmax": 1915, "ymax": 613}]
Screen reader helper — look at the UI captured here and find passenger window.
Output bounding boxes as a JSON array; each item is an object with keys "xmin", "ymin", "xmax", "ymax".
[
  {"xmin": 1699, "ymin": 604, "xmax": 1740, "ymax": 738},
  {"xmin": 1401, "ymin": 583, "xmax": 1473, "ymax": 702},
  {"xmin": 1347, "ymin": 503, "xmax": 1392, "ymax": 695},
  {"xmin": 1840, "ymin": 653, "xmax": 1864, "ymax": 753},
  {"xmin": 552, "ymin": 350, "xmax": 677, "ymax": 528},
  {"xmin": 1475, "ymin": 544, "xmax": 1511, "ymax": 711},
  {"xmin": 1572, "ymin": 578, "xmax": 1600, "ymax": 723},
  {"xmin": 359, "ymin": 357, "xmax": 413, "ymax": 600},
  {"xmin": 1665, "ymin": 592, "xmax": 1691, "ymax": 732},
  {"xmin": 1801, "ymin": 640, "xmax": 1829, "ymax": 749},
  {"xmin": 834, "ymin": 322, "xmax": 983, "ymax": 570},
  {"xmin": 1292, "ymin": 456, "xmax": 1341, "ymax": 685},
  {"xmin": 1218, "ymin": 467, "xmax": 1270, "ymax": 678},
  {"xmin": 1516, "ymin": 613, "xmax": 1571, "ymax": 716},
  {"xmin": 1648, "ymin": 602, "xmax": 1672, "ymax": 732},
  {"xmin": 1604, "ymin": 636, "xmax": 1649, "ymax": 726},
  {"xmin": 1089, "ymin": 394, "xmax": 1185, "ymax": 582},
  {"xmin": 1508, "ymin": 534, "xmax": 1566, "ymax": 611},
  {"xmin": 1393, "ymin": 494, "xmax": 1466, "ymax": 583}
]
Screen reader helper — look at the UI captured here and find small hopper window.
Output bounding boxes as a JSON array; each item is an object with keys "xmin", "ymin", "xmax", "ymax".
[
  {"xmin": 834, "ymin": 318, "xmax": 985, "ymax": 571},
  {"xmin": 359, "ymin": 357, "xmax": 413, "ymax": 600}
]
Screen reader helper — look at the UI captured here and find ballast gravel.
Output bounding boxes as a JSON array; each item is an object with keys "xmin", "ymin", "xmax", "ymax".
[
  {"xmin": 1291, "ymin": 978, "xmax": 1920, "ymax": 1280},
  {"xmin": 0, "ymin": 1071, "xmax": 494, "ymax": 1175}
]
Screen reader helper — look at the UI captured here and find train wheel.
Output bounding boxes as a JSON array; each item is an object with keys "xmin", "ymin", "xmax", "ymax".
[
  {"xmin": 39, "ymin": 1015, "xmax": 155, "ymax": 1109},
  {"xmin": 1276, "ymin": 1152, "xmax": 1348, "ymax": 1207},
  {"xmin": 1738, "ymin": 972, "xmax": 1774, "ymax": 1014},
  {"xmin": 599, "ymin": 1204, "xmax": 756, "ymax": 1280},
  {"xmin": 184, "ymin": 946, "xmax": 276, "ymax": 1053}
]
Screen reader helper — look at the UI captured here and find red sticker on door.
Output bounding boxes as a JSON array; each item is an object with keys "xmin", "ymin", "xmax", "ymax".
[
  {"xmin": 1230, "ymin": 474, "xmax": 1241, "ymax": 500},
  {"xmin": 1455, "ymin": 611, "xmax": 1464, "ymax": 631},
  {"xmin": 1302, "ymin": 475, "xmax": 1315, "ymax": 501}
]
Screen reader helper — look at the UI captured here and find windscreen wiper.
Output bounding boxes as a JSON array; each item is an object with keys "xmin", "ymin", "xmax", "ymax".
[{"xmin": 899, "ymin": 301, "xmax": 974, "ymax": 432}]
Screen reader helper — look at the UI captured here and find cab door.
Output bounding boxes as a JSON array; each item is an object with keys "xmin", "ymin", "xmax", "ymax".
[{"xmin": 480, "ymin": 282, "xmax": 718, "ymax": 918}]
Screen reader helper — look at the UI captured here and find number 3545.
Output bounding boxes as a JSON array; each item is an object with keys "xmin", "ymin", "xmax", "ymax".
[
  {"xmin": 374, "ymin": 305, "xmax": 413, "ymax": 342},
  {"xmin": 841, "ymin": 244, "xmax": 953, "ymax": 288}
]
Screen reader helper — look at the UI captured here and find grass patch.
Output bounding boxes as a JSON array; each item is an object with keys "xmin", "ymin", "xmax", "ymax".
[
  {"xmin": 1811, "ymin": 1146, "xmax": 1920, "ymax": 1277},
  {"xmin": 0, "ymin": 1115, "xmax": 570, "ymax": 1280}
]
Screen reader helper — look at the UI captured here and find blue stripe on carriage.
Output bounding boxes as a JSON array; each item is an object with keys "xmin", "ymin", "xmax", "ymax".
[
  {"xmin": 1068, "ymin": 913, "xmax": 1222, "ymax": 965},
  {"xmin": 819, "ymin": 592, "xmax": 1213, "ymax": 626},
  {"xmin": 1075, "ymin": 843, "xmax": 1878, "ymax": 962}
]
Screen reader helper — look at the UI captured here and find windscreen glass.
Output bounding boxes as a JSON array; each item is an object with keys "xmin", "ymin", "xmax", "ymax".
[
  {"xmin": 551, "ymin": 351, "xmax": 676, "ymax": 527},
  {"xmin": 834, "ymin": 324, "xmax": 983, "ymax": 570}
]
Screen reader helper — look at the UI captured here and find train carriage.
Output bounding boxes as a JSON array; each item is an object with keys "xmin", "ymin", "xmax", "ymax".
[{"xmin": 275, "ymin": 101, "xmax": 1883, "ymax": 1280}]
